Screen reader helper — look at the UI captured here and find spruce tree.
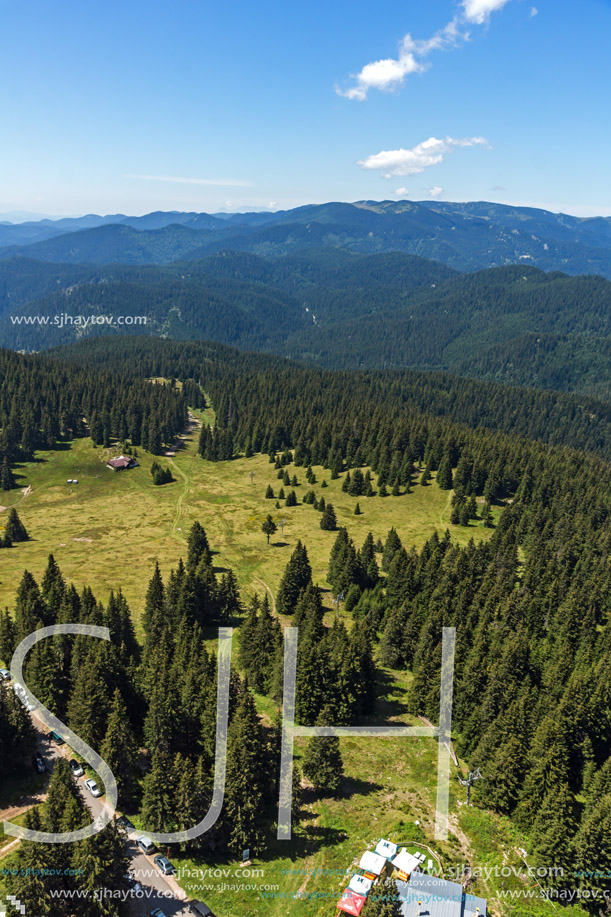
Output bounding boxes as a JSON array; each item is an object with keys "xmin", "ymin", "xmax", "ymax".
[
  {"xmin": 5, "ymin": 507, "xmax": 28, "ymax": 542},
  {"xmin": 437, "ymin": 457, "xmax": 453, "ymax": 490},
  {"xmin": 382, "ymin": 527, "xmax": 402, "ymax": 571},
  {"xmin": 277, "ymin": 541, "xmax": 312, "ymax": 615},
  {"xmin": 320, "ymin": 502, "xmax": 337, "ymax": 531},
  {"xmin": 141, "ymin": 744, "xmax": 177, "ymax": 833},
  {"xmin": 100, "ymin": 688, "xmax": 139, "ymax": 808},
  {"xmin": 222, "ymin": 688, "xmax": 270, "ymax": 856},
  {"xmin": 1, "ymin": 457, "xmax": 15, "ymax": 490},
  {"xmin": 302, "ymin": 706, "xmax": 343, "ymax": 795},
  {"xmin": 5, "ymin": 809, "xmax": 56, "ymax": 915},
  {"xmin": 0, "ymin": 608, "xmax": 17, "ymax": 664}
]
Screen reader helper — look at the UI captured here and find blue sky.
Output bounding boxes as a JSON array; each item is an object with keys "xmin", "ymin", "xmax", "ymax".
[{"xmin": 1, "ymin": 0, "xmax": 610, "ymax": 217}]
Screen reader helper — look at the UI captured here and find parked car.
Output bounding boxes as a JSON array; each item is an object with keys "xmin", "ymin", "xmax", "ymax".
[
  {"xmin": 153, "ymin": 854, "xmax": 175, "ymax": 876},
  {"xmin": 188, "ymin": 903, "xmax": 214, "ymax": 916},
  {"xmin": 13, "ymin": 682, "xmax": 35, "ymax": 711},
  {"xmin": 124, "ymin": 872, "xmax": 142, "ymax": 893},
  {"xmin": 117, "ymin": 814, "xmax": 135, "ymax": 830},
  {"xmin": 32, "ymin": 752, "xmax": 46, "ymax": 774},
  {"xmin": 0, "ymin": 668, "xmax": 11, "ymax": 680},
  {"xmin": 68, "ymin": 758, "xmax": 84, "ymax": 777},
  {"xmin": 84, "ymin": 778, "xmax": 102, "ymax": 797},
  {"xmin": 48, "ymin": 730, "xmax": 64, "ymax": 745},
  {"xmin": 137, "ymin": 835, "xmax": 156, "ymax": 855}
]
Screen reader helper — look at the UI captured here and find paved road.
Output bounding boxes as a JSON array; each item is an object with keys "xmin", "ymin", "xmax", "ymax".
[{"xmin": 10, "ymin": 711, "xmax": 192, "ymax": 916}]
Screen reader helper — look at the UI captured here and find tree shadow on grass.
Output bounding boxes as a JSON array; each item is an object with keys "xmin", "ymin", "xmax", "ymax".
[
  {"xmin": 337, "ymin": 775, "xmax": 383, "ymax": 800},
  {"xmin": 255, "ymin": 824, "xmax": 349, "ymax": 865},
  {"xmin": 271, "ymin": 541, "xmax": 290, "ymax": 548},
  {"xmin": 357, "ymin": 667, "xmax": 411, "ymax": 728}
]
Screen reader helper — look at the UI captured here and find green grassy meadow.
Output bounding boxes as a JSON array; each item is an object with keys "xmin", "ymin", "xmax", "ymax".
[{"xmin": 0, "ymin": 422, "xmax": 496, "ymax": 622}]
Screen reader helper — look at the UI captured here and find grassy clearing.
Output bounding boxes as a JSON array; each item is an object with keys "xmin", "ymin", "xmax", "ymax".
[
  {"xmin": 175, "ymin": 664, "xmax": 582, "ymax": 917},
  {"xmin": 0, "ymin": 427, "xmax": 497, "ymax": 622}
]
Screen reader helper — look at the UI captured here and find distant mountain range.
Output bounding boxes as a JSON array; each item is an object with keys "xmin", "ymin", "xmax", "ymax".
[
  {"xmin": 2, "ymin": 246, "xmax": 611, "ymax": 401},
  {"xmin": 2, "ymin": 200, "xmax": 611, "ymax": 276}
]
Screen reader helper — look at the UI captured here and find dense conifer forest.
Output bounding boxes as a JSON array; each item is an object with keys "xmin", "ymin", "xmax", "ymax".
[
  {"xmin": 0, "ymin": 346, "xmax": 188, "ymax": 481},
  {"xmin": 52, "ymin": 336, "xmax": 611, "ymax": 458},
  {"xmin": 3, "ymin": 332, "xmax": 611, "ymax": 906},
  {"xmin": 3, "ymin": 248, "xmax": 611, "ymax": 400}
]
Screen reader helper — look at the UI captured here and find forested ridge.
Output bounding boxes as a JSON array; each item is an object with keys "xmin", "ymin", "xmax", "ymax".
[
  {"xmin": 53, "ymin": 336, "xmax": 611, "ymax": 459},
  {"xmin": 0, "ymin": 346, "xmax": 188, "ymax": 488},
  {"xmin": 3, "ymin": 249, "xmax": 611, "ymax": 400}
]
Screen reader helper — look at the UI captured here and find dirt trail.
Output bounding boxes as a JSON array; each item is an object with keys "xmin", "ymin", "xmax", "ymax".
[
  {"xmin": 417, "ymin": 715, "xmax": 459, "ymax": 766},
  {"xmin": 254, "ymin": 575, "xmax": 277, "ymax": 615},
  {"xmin": 168, "ymin": 415, "xmax": 202, "ymax": 536}
]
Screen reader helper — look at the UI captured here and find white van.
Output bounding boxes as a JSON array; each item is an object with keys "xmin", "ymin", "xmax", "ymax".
[{"xmin": 136, "ymin": 835, "xmax": 156, "ymax": 855}]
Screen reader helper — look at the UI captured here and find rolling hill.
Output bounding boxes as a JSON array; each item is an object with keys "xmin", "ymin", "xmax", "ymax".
[{"xmin": 2, "ymin": 199, "xmax": 611, "ymax": 276}]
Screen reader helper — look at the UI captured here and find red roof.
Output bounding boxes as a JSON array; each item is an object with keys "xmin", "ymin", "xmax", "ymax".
[
  {"xmin": 337, "ymin": 889, "xmax": 366, "ymax": 915},
  {"xmin": 107, "ymin": 455, "xmax": 137, "ymax": 469}
]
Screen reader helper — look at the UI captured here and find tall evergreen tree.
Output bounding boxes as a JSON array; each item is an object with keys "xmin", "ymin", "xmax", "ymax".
[
  {"xmin": 277, "ymin": 541, "xmax": 312, "ymax": 615},
  {"xmin": 100, "ymin": 688, "xmax": 139, "ymax": 808},
  {"xmin": 302, "ymin": 706, "xmax": 343, "ymax": 795}
]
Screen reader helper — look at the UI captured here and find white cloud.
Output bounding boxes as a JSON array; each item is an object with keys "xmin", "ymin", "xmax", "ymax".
[
  {"xmin": 395, "ymin": 187, "xmax": 410, "ymax": 196},
  {"xmin": 358, "ymin": 136, "xmax": 489, "ymax": 178},
  {"xmin": 336, "ymin": 18, "xmax": 464, "ymax": 100},
  {"xmin": 428, "ymin": 186, "xmax": 444, "ymax": 199},
  {"xmin": 128, "ymin": 174, "xmax": 253, "ymax": 187},
  {"xmin": 530, "ymin": 6, "xmax": 539, "ymax": 16},
  {"xmin": 337, "ymin": 0, "xmax": 515, "ymax": 100},
  {"xmin": 461, "ymin": 0, "xmax": 511, "ymax": 24}
]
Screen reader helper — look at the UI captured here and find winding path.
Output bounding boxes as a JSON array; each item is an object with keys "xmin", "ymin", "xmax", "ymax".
[{"xmin": 254, "ymin": 575, "xmax": 277, "ymax": 615}]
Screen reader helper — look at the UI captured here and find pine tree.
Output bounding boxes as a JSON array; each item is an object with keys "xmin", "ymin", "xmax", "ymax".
[
  {"xmin": 100, "ymin": 688, "xmax": 139, "ymax": 808},
  {"xmin": 302, "ymin": 706, "xmax": 343, "ymax": 795},
  {"xmin": 531, "ymin": 782, "xmax": 576, "ymax": 884},
  {"xmin": 141, "ymin": 745, "xmax": 177, "ymax": 832},
  {"xmin": 1, "ymin": 457, "xmax": 15, "ymax": 490},
  {"xmin": 265, "ymin": 484, "xmax": 275, "ymax": 499},
  {"xmin": 5, "ymin": 507, "xmax": 28, "ymax": 542},
  {"xmin": 363, "ymin": 878, "xmax": 403, "ymax": 916},
  {"xmin": 382, "ymin": 527, "xmax": 402, "ymax": 571},
  {"xmin": 71, "ymin": 819, "xmax": 131, "ymax": 913},
  {"xmin": 222, "ymin": 688, "xmax": 270, "ymax": 856},
  {"xmin": 437, "ymin": 457, "xmax": 454, "ymax": 490},
  {"xmin": 320, "ymin": 502, "xmax": 337, "ymax": 531},
  {"xmin": 262, "ymin": 514, "xmax": 277, "ymax": 545},
  {"xmin": 354, "ymin": 502, "xmax": 362, "ymax": 515},
  {"xmin": 5, "ymin": 809, "xmax": 57, "ymax": 915},
  {"xmin": 186, "ymin": 521, "xmax": 211, "ymax": 573},
  {"xmin": 285, "ymin": 489, "xmax": 298, "ymax": 506},
  {"xmin": 0, "ymin": 608, "xmax": 17, "ymax": 664},
  {"xmin": 574, "ymin": 794, "xmax": 611, "ymax": 896},
  {"xmin": 277, "ymin": 541, "xmax": 312, "ymax": 615}
]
